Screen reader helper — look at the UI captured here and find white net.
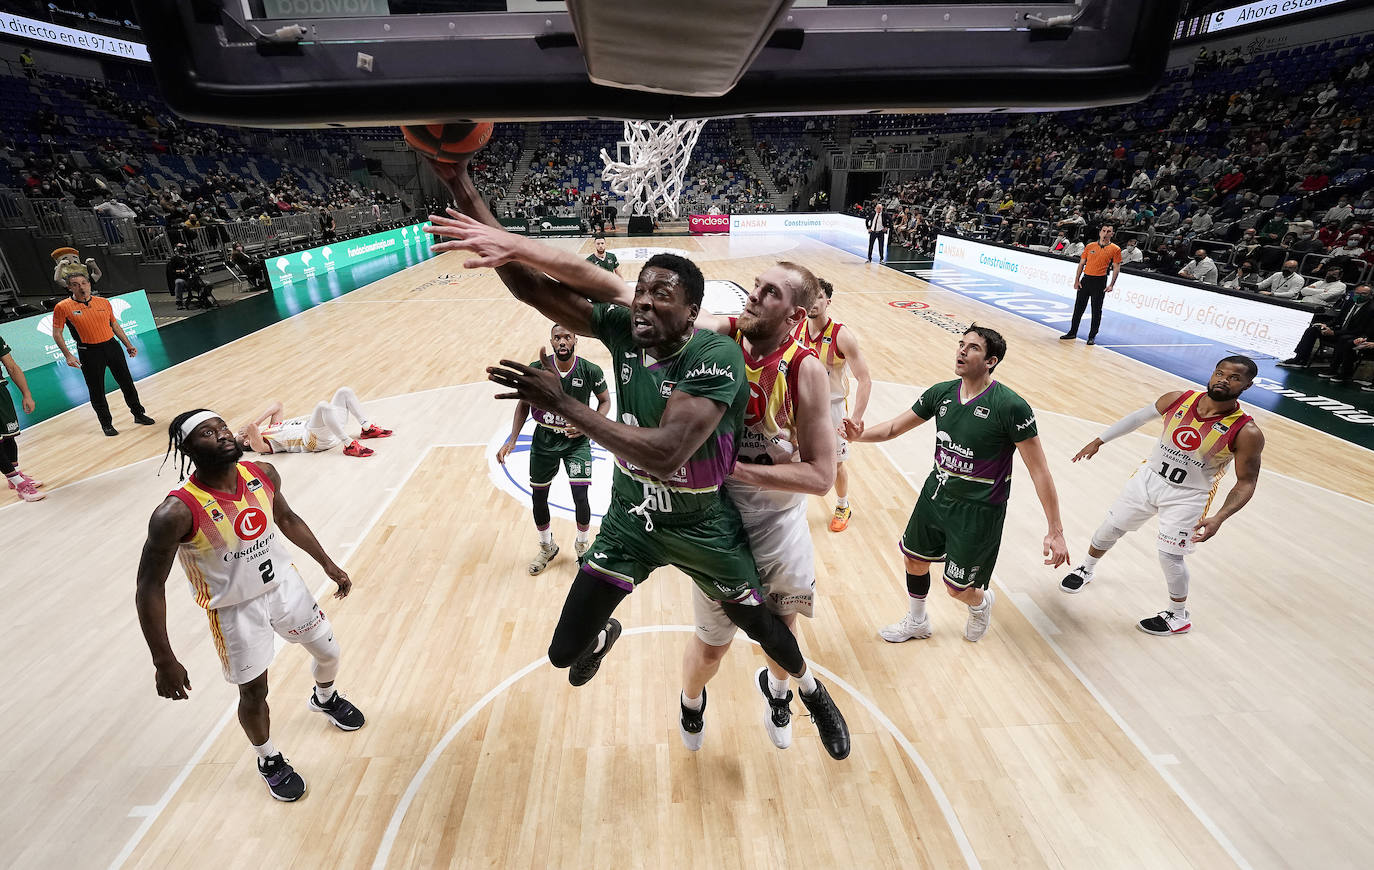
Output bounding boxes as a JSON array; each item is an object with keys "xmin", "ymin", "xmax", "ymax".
[{"xmin": 599, "ymin": 118, "xmax": 707, "ymax": 220}]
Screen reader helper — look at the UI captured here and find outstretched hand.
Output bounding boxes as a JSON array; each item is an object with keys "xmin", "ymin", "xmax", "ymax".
[
  {"xmin": 1071, "ymin": 439, "xmax": 1103, "ymax": 462},
  {"xmin": 425, "ymin": 208, "xmax": 522, "ymax": 267},
  {"xmin": 1043, "ymin": 531, "xmax": 1070, "ymax": 567},
  {"xmin": 488, "ymin": 348, "xmax": 569, "ymax": 414}
]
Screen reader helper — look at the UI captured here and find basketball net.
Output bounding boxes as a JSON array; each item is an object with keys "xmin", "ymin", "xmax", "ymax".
[{"xmin": 600, "ymin": 118, "xmax": 706, "ymax": 220}]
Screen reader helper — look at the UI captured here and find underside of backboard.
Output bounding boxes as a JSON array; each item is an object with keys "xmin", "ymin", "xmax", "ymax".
[{"xmin": 130, "ymin": 0, "xmax": 1182, "ymax": 127}]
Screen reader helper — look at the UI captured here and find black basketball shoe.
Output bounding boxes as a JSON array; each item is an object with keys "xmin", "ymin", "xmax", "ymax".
[
  {"xmin": 258, "ymin": 753, "xmax": 306, "ymax": 802},
  {"xmin": 308, "ymin": 689, "xmax": 366, "ymax": 731},
  {"xmin": 679, "ymin": 688, "xmax": 707, "ymax": 751},
  {"xmin": 569, "ymin": 617, "xmax": 622, "ymax": 686},
  {"xmin": 799, "ymin": 679, "xmax": 851, "ymax": 760}
]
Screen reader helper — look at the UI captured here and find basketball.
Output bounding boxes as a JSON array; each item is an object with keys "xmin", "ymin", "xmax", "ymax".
[{"xmin": 400, "ymin": 122, "xmax": 494, "ymax": 162}]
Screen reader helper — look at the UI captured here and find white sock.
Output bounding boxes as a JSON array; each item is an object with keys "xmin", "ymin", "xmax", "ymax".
[
  {"xmin": 576, "ymin": 528, "xmax": 590, "ymax": 543},
  {"xmin": 314, "ymin": 684, "xmax": 335, "ymax": 703},
  {"xmin": 767, "ymin": 671, "xmax": 790, "ymax": 700},
  {"xmin": 252, "ymin": 738, "xmax": 278, "ymax": 760},
  {"xmin": 1081, "ymin": 553, "xmax": 1100, "ymax": 572},
  {"xmin": 795, "ymin": 667, "xmax": 818, "ymax": 695},
  {"xmin": 1168, "ymin": 599, "xmax": 1188, "ymax": 616},
  {"xmin": 681, "ymin": 691, "xmax": 703, "ymax": 711},
  {"xmin": 908, "ymin": 595, "xmax": 928, "ymax": 622},
  {"xmin": 538, "ymin": 528, "xmax": 553, "ymax": 545},
  {"xmin": 4, "ymin": 471, "xmax": 19, "ymax": 482},
  {"xmin": 835, "ymin": 496, "xmax": 849, "ymax": 509},
  {"xmin": 971, "ymin": 592, "xmax": 992, "ymax": 611},
  {"xmin": 592, "ymin": 628, "xmax": 607, "ymax": 653}
]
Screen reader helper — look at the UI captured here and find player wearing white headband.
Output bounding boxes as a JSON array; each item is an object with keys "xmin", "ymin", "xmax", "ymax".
[{"xmin": 135, "ymin": 408, "xmax": 367, "ymax": 802}]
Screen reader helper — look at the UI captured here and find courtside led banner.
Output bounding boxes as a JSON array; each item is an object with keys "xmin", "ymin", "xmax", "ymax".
[
  {"xmin": 0, "ymin": 12, "xmax": 150, "ymax": 61},
  {"xmin": 2, "ymin": 289, "xmax": 155, "ymax": 371},
  {"xmin": 268, "ymin": 222, "xmax": 432, "ymax": 289},
  {"xmin": 729, "ymin": 212, "xmax": 868, "ymax": 236},
  {"xmin": 689, "ymin": 214, "xmax": 731, "ymax": 234},
  {"xmin": 932, "ymin": 235, "xmax": 1311, "ymax": 358}
]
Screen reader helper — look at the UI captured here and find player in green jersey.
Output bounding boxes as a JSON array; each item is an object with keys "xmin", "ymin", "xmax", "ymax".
[
  {"xmin": 424, "ymin": 159, "xmax": 851, "ymax": 759},
  {"xmin": 848, "ymin": 325, "xmax": 1070, "ymax": 642},
  {"xmin": 1, "ymin": 334, "xmax": 44, "ymax": 503},
  {"xmin": 497, "ymin": 324, "xmax": 610, "ymax": 573},
  {"xmin": 586, "ymin": 235, "xmax": 622, "ymax": 276}
]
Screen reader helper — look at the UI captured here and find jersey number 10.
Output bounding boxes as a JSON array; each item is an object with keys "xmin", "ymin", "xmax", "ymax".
[{"xmin": 1158, "ymin": 462, "xmax": 1188, "ymax": 485}]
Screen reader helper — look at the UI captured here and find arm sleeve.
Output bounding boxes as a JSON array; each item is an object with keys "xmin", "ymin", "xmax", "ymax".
[{"xmin": 1099, "ymin": 403, "xmax": 1161, "ymax": 443}]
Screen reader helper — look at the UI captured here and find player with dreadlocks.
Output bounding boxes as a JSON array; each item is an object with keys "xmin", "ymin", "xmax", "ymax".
[{"xmin": 136, "ymin": 409, "xmax": 366, "ymax": 802}]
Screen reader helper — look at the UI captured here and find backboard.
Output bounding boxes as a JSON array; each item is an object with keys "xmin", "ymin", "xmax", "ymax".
[{"xmin": 129, "ymin": 0, "xmax": 1183, "ymax": 127}]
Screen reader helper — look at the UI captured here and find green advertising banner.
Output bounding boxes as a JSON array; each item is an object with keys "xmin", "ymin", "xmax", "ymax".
[
  {"xmin": 0, "ymin": 289, "xmax": 156, "ymax": 372},
  {"xmin": 536, "ymin": 217, "xmax": 584, "ymax": 235},
  {"xmin": 268, "ymin": 222, "xmax": 433, "ymax": 290}
]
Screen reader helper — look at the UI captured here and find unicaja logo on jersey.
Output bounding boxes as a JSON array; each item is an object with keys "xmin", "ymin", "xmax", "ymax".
[
  {"xmin": 234, "ymin": 507, "xmax": 268, "ymax": 540},
  {"xmin": 1172, "ymin": 428, "xmax": 1202, "ymax": 451}
]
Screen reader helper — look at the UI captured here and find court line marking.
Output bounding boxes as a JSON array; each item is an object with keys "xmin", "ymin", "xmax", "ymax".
[
  {"xmin": 890, "ymin": 261, "xmax": 1373, "ymax": 455},
  {"xmin": 1097, "ymin": 343, "xmax": 1213, "ymax": 348},
  {"xmin": 107, "ymin": 439, "xmax": 485, "ymax": 870},
  {"xmin": 871, "ymin": 387, "xmax": 1256, "ymax": 870},
  {"xmin": 370, "ymin": 625, "xmax": 981, "ymax": 870}
]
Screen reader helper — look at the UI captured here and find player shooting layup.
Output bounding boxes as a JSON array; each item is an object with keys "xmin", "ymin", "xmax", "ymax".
[{"xmin": 1060, "ymin": 355, "xmax": 1264, "ymax": 635}]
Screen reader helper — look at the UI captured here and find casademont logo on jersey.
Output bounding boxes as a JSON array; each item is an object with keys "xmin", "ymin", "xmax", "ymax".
[
  {"xmin": 1172, "ymin": 427, "xmax": 1202, "ymax": 450},
  {"xmin": 234, "ymin": 507, "xmax": 268, "ymax": 541}
]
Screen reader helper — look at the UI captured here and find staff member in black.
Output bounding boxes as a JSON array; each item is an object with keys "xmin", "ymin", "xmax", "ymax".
[
  {"xmin": 866, "ymin": 202, "xmax": 891, "ymax": 262},
  {"xmin": 50, "ymin": 274, "xmax": 154, "ymax": 436},
  {"xmin": 1060, "ymin": 223, "xmax": 1123, "ymax": 346}
]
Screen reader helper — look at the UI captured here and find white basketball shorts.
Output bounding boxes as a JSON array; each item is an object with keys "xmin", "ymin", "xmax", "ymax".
[
  {"xmin": 1106, "ymin": 465, "xmax": 1212, "ymax": 556},
  {"xmin": 206, "ymin": 565, "xmax": 332, "ymax": 684},
  {"xmin": 829, "ymin": 397, "xmax": 850, "ymax": 463},
  {"xmin": 693, "ymin": 497, "xmax": 816, "ymax": 646}
]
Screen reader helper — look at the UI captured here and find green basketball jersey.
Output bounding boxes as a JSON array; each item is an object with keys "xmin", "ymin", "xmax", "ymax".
[
  {"xmin": 529, "ymin": 355, "xmax": 606, "ymax": 448},
  {"xmin": 587, "ymin": 252, "xmax": 620, "ymax": 273},
  {"xmin": 911, "ymin": 379, "xmax": 1038, "ymax": 506},
  {"xmin": 0, "ymin": 337, "xmax": 9, "ymax": 385},
  {"xmin": 590, "ymin": 302, "xmax": 748, "ymax": 517}
]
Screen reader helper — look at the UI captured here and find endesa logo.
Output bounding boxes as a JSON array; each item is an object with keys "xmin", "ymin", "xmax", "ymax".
[
  {"xmin": 689, "ymin": 214, "xmax": 731, "ymax": 234},
  {"xmin": 234, "ymin": 507, "xmax": 268, "ymax": 541}
]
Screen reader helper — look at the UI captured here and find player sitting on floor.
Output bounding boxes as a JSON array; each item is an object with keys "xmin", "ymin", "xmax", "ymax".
[{"xmin": 237, "ymin": 387, "xmax": 392, "ymax": 458}]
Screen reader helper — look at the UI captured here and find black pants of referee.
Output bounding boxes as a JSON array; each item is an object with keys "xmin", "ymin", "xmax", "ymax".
[
  {"xmin": 77, "ymin": 338, "xmax": 145, "ymax": 428},
  {"xmin": 1067, "ymin": 274, "xmax": 1109, "ymax": 339}
]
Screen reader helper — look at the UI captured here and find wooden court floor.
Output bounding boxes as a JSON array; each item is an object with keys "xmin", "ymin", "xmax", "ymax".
[{"xmin": 2, "ymin": 234, "xmax": 1371, "ymax": 870}]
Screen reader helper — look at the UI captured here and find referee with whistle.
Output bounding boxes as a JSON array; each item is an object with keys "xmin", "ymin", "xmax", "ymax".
[{"xmin": 50, "ymin": 274, "xmax": 154, "ymax": 436}]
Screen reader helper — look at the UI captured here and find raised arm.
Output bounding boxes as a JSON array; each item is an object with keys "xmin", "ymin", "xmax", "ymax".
[
  {"xmin": 1193, "ymin": 423, "xmax": 1263, "ymax": 543},
  {"xmin": 135, "ymin": 497, "xmax": 194, "ymax": 700},
  {"xmin": 256, "ymin": 462, "xmax": 351, "ymax": 599},
  {"xmin": 728, "ymin": 355, "xmax": 836, "ymax": 495},
  {"xmin": 421, "ymin": 160, "xmax": 615, "ymax": 335},
  {"xmin": 1015, "ymin": 435, "xmax": 1070, "ymax": 567}
]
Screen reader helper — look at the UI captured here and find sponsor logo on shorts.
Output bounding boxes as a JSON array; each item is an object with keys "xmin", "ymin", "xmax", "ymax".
[
  {"xmin": 1172, "ymin": 427, "xmax": 1202, "ymax": 450},
  {"xmin": 287, "ymin": 607, "xmax": 326, "ymax": 637},
  {"xmin": 946, "ymin": 563, "xmax": 966, "ymax": 580},
  {"xmin": 234, "ymin": 507, "xmax": 268, "ymax": 541}
]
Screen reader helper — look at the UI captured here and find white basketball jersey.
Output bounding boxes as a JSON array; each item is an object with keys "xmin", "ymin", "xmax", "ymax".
[{"xmin": 168, "ymin": 462, "xmax": 299, "ymax": 609}]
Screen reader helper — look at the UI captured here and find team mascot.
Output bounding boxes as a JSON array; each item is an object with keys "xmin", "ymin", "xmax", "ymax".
[{"xmin": 52, "ymin": 246, "xmax": 102, "ymax": 289}]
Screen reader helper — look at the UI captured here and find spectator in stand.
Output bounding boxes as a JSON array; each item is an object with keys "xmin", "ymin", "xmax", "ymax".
[
  {"xmin": 19, "ymin": 46, "xmax": 37, "ymax": 79},
  {"xmin": 166, "ymin": 244, "xmax": 194, "ymax": 309},
  {"xmin": 1149, "ymin": 242, "xmax": 1183, "ymax": 275},
  {"xmin": 1120, "ymin": 238, "xmax": 1144, "ymax": 266},
  {"xmin": 1299, "ymin": 266, "xmax": 1348, "ymax": 308},
  {"xmin": 1257, "ymin": 260, "xmax": 1307, "ymax": 299},
  {"xmin": 1155, "ymin": 203, "xmax": 1182, "ymax": 231},
  {"xmin": 1190, "ymin": 209, "xmax": 1215, "ymax": 238},
  {"xmin": 1323, "ymin": 197, "xmax": 1354, "ymax": 225},
  {"xmin": 1277, "ymin": 283, "xmax": 1373, "ymax": 381},
  {"xmin": 1222, "ymin": 260, "xmax": 1261, "ymax": 292},
  {"xmin": 1178, "ymin": 249, "xmax": 1219, "ymax": 285}
]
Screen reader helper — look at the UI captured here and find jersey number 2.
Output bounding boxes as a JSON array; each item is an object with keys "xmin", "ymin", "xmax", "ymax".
[{"xmin": 258, "ymin": 559, "xmax": 275, "ymax": 584}]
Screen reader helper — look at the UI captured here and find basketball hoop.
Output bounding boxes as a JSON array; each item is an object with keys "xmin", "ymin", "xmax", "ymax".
[{"xmin": 600, "ymin": 119, "xmax": 706, "ymax": 220}]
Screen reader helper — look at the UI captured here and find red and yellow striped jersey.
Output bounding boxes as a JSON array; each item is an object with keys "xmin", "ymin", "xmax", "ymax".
[
  {"xmin": 1148, "ymin": 391, "xmax": 1252, "ymax": 492},
  {"xmin": 727, "ymin": 320, "xmax": 817, "ymax": 510},
  {"xmin": 792, "ymin": 317, "xmax": 849, "ymax": 401},
  {"xmin": 168, "ymin": 461, "xmax": 293, "ymax": 609}
]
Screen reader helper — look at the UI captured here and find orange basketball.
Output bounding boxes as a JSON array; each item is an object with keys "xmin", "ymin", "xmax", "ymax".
[{"xmin": 400, "ymin": 122, "xmax": 494, "ymax": 163}]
